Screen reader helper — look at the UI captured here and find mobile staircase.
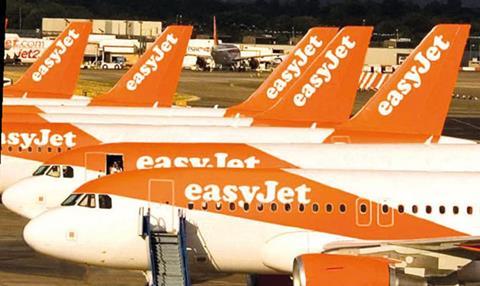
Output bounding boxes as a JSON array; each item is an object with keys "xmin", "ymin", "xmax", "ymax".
[{"xmin": 143, "ymin": 211, "xmax": 191, "ymax": 286}]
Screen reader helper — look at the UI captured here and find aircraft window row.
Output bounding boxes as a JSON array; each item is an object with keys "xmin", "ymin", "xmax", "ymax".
[
  {"xmin": 186, "ymin": 201, "xmax": 476, "ymax": 216},
  {"xmin": 188, "ymin": 201, "xmax": 349, "ymax": 214},
  {"xmin": 32, "ymin": 165, "xmax": 74, "ymax": 178},
  {"xmin": 397, "ymin": 204, "xmax": 474, "ymax": 215},
  {"xmin": 61, "ymin": 194, "xmax": 112, "ymax": 209},
  {"xmin": 2, "ymin": 146, "xmax": 71, "ymax": 153}
]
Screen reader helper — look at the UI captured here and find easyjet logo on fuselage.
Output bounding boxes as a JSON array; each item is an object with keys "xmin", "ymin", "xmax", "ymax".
[
  {"xmin": 293, "ymin": 36, "xmax": 356, "ymax": 107},
  {"xmin": 137, "ymin": 153, "xmax": 260, "ymax": 169},
  {"xmin": 32, "ymin": 29, "xmax": 81, "ymax": 82},
  {"xmin": 1, "ymin": 129, "xmax": 77, "ymax": 149},
  {"xmin": 378, "ymin": 35, "xmax": 451, "ymax": 116},
  {"xmin": 126, "ymin": 34, "xmax": 179, "ymax": 91},
  {"xmin": 185, "ymin": 180, "xmax": 311, "ymax": 207},
  {"xmin": 266, "ymin": 36, "xmax": 324, "ymax": 100}
]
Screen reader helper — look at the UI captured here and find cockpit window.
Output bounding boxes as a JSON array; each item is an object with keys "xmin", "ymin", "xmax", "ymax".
[
  {"xmin": 61, "ymin": 194, "xmax": 82, "ymax": 206},
  {"xmin": 33, "ymin": 165, "xmax": 50, "ymax": 176},
  {"xmin": 99, "ymin": 195, "xmax": 112, "ymax": 209},
  {"xmin": 46, "ymin": 165, "xmax": 61, "ymax": 178},
  {"xmin": 78, "ymin": 194, "xmax": 96, "ymax": 208},
  {"xmin": 62, "ymin": 166, "xmax": 74, "ymax": 178}
]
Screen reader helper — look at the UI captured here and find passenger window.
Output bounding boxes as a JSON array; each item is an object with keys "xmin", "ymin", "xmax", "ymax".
[
  {"xmin": 412, "ymin": 205, "xmax": 418, "ymax": 214},
  {"xmin": 439, "ymin": 206, "xmax": 446, "ymax": 214},
  {"xmin": 271, "ymin": 203, "xmax": 278, "ymax": 212},
  {"xmin": 382, "ymin": 204, "xmax": 389, "ymax": 214},
  {"xmin": 243, "ymin": 203, "xmax": 250, "ymax": 211},
  {"xmin": 257, "ymin": 203, "xmax": 264, "ymax": 212},
  {"xmin": 312, "ymin": 203, "xmax": 319, "ymax": 213},
  {"xmin": 98, "ymin": 195, "xmax": 112, "ymax": 209},
  {"xmin": 284, "ymin": 203, "xmax": 291, "ymax": 212},
  {"xmin": 398, "ymin": 205, "xmax": 405, "ymax": 214},
  {"xmin": 215, "ymin": 202, "xmax": 222, "ymax": 211},
  {"xmin": 426, "ymin": 205, "xmax": 432, "ymax": 214},
  {"xmin": 339, "ymin": 204, "xmax": 347, "ymax": 214},
  {"xmin": 467, "ymin": 206, "xmax": 473, "ymax": 215},
  {"xmin": 33, "ymin": 165, "xmax": 50, "ymax": 176},
  {"xmin": 62, "ymin": 166, "xmax": 74, "ymax": 178},
  {"xmin": 78, "ymin": 194, "xmax": 96, "ymax": 208},
  {"xmin": 298, "ymin": 204, "xmax": 305, "ymax": 213},
  {"xmin": 61, "ymin": 194, "xmax": 83, "ymax": 206},
  {"xmin": 359, "ymin": 203, "xmax": 368, "ymax": 214},
  {"xmin": 46, "ymin": 165, "xmax": 61, "ymax": 178},
  {"xmin": 453, "ymin": 206, "xmax": 459, "ymax": 214},
  {"xmin": 325, "ymin": 203, "xmax": 333, "ymax": 213}
]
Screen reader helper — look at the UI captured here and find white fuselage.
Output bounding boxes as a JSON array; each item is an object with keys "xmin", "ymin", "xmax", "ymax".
[
  {"xmin": 3, "ymin": 101, "xmax": 228, "ymax": 117},
  {"xmin": 5, "ymin": 144, "xmax": 480, "ymax": 219},
  {"xmin": 23, "ymin": 170, "xmax": 480, "ymax": 276}
]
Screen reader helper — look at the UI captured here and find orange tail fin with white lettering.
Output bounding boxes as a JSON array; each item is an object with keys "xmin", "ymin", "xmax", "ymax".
[
  {"xmin": 89, "ymin": 25, "xmax": 192, "ymax": 107},
  {"xmin": 335, "ymin": 24, "xmax": 470, "ymax": 141},
  {"xmin": 253, "ymin": 26, "xmax": 372, "ymax": 127},
  {"xmin": 225, "ymin": 27, "xmax": 339, "ymax": 117},
  {"xmin": 4, "ymin": 22, "xmax": 92, "ymax": 98}
]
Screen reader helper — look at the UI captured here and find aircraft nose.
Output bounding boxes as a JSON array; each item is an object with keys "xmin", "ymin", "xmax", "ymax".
[
  {"xmin": 2, "ymin": 181, "xmax": 46, "ymax": 219},
  {"xmin": 23, "ymin": 213, "xmax": 60, "ymax": 255},
  {"xmin": 2, "ymin": 185, "xmax": 25, "ymax": 217},
  {"xmin": 23, "ymin": 217, "xmax": 45, "ymax": 252}
]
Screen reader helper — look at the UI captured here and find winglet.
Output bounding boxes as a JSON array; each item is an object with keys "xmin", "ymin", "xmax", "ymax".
[
  {"xmin": 253, "ymin": 26, "xmax": 373, "ymax": 126},
  {"xmin": 4, "ymin": 21, "xmax": 92, "ymax": 98},
  {"xmin": 89, "ymin": 25, "xmax": 193, "ymax": 107},
  {"xmin": 338, "ymin": 24, "xmax": 471, "ymax": 137},
  {"xmin": 225, "ymin": 27, "xmax": 339, "ymax": 117}
]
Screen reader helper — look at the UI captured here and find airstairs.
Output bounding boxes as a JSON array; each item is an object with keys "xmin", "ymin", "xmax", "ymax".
[{"xmin": 143, "ymin": 211, "xmax": 191, "ymax": 286}]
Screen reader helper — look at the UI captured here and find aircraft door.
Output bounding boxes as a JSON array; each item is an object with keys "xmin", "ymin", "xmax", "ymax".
[
  {"xmin": 84, "ymin": 153, "xmax": 125, "ymax": 181},
  {"xmin": 84, "ymin": 152, "xmax": 106, "ymax": 181},
  {"xmin": 377, "ymin": 201, "xmax": 394, "ymax": 227},
  {"xmin": 148, "ymin": 179, "xmax": 176, "ymax": 233},
  {"xmin": 355, "ymin": 198, "xmax": 372, "ymax": 227}
]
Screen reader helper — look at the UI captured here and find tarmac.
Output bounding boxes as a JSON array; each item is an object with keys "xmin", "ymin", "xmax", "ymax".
[{"xmin": 1, "ymin": 68, "xmax": 480, "ymax": 285}]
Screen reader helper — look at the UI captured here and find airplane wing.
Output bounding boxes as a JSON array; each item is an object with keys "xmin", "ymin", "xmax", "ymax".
[
  {"xmin": 322, "ymin": 236, "xmax": 480, "ymax": 279},
  {"xmin": 325, "ymin": 236, "xmax": 480, "ymax": 260}
]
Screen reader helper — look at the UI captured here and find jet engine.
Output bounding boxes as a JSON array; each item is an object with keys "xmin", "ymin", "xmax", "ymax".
[{"xmin": 292, "ymin": 254, "xmax": 394, "ymax": 286}]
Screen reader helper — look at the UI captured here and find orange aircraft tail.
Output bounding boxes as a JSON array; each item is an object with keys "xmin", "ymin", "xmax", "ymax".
[
  {"xmin": 253, "ymin": 26, "xmax": 373, "ymax": 127},
  {"xmin": 225, "ymin": 27, "xmax": 339, "ymax": 117},
  {"xmin": 339, "ymin": 24, "xmax": 470, "ymax": 138},
  {"xmin": 89, "ymin": 25, "xmax": 192, "ymax": 107},
  {"xmin": 4, "ymin": 21, "xmax": 92, "ymax": 98}
]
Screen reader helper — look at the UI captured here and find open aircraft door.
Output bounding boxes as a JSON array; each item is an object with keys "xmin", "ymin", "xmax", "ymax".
[
  {"xmin": 148, "ymin": 179, "xmax": 177, "ymax": 233},
  {"xmin": 84, "ymin": 152, "xmax": 124, "ymax": 181}
]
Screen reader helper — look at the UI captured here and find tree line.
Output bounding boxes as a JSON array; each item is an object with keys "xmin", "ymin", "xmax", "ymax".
[{"xmin": 6, "ymin": 0, "xmax": 480, "ymax": 42}]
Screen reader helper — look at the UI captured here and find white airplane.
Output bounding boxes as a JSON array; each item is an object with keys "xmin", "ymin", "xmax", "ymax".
[
  {"xmin": 0, "ymin": 25, "xmax": 473, "ymax": 193},
  {"xmin": 3, "ymin": 143, "xmax": 480, "ymax": 219},
  {"xmin": 22, "ymin": 167, "xmax": 480, "ymax": 285}
]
